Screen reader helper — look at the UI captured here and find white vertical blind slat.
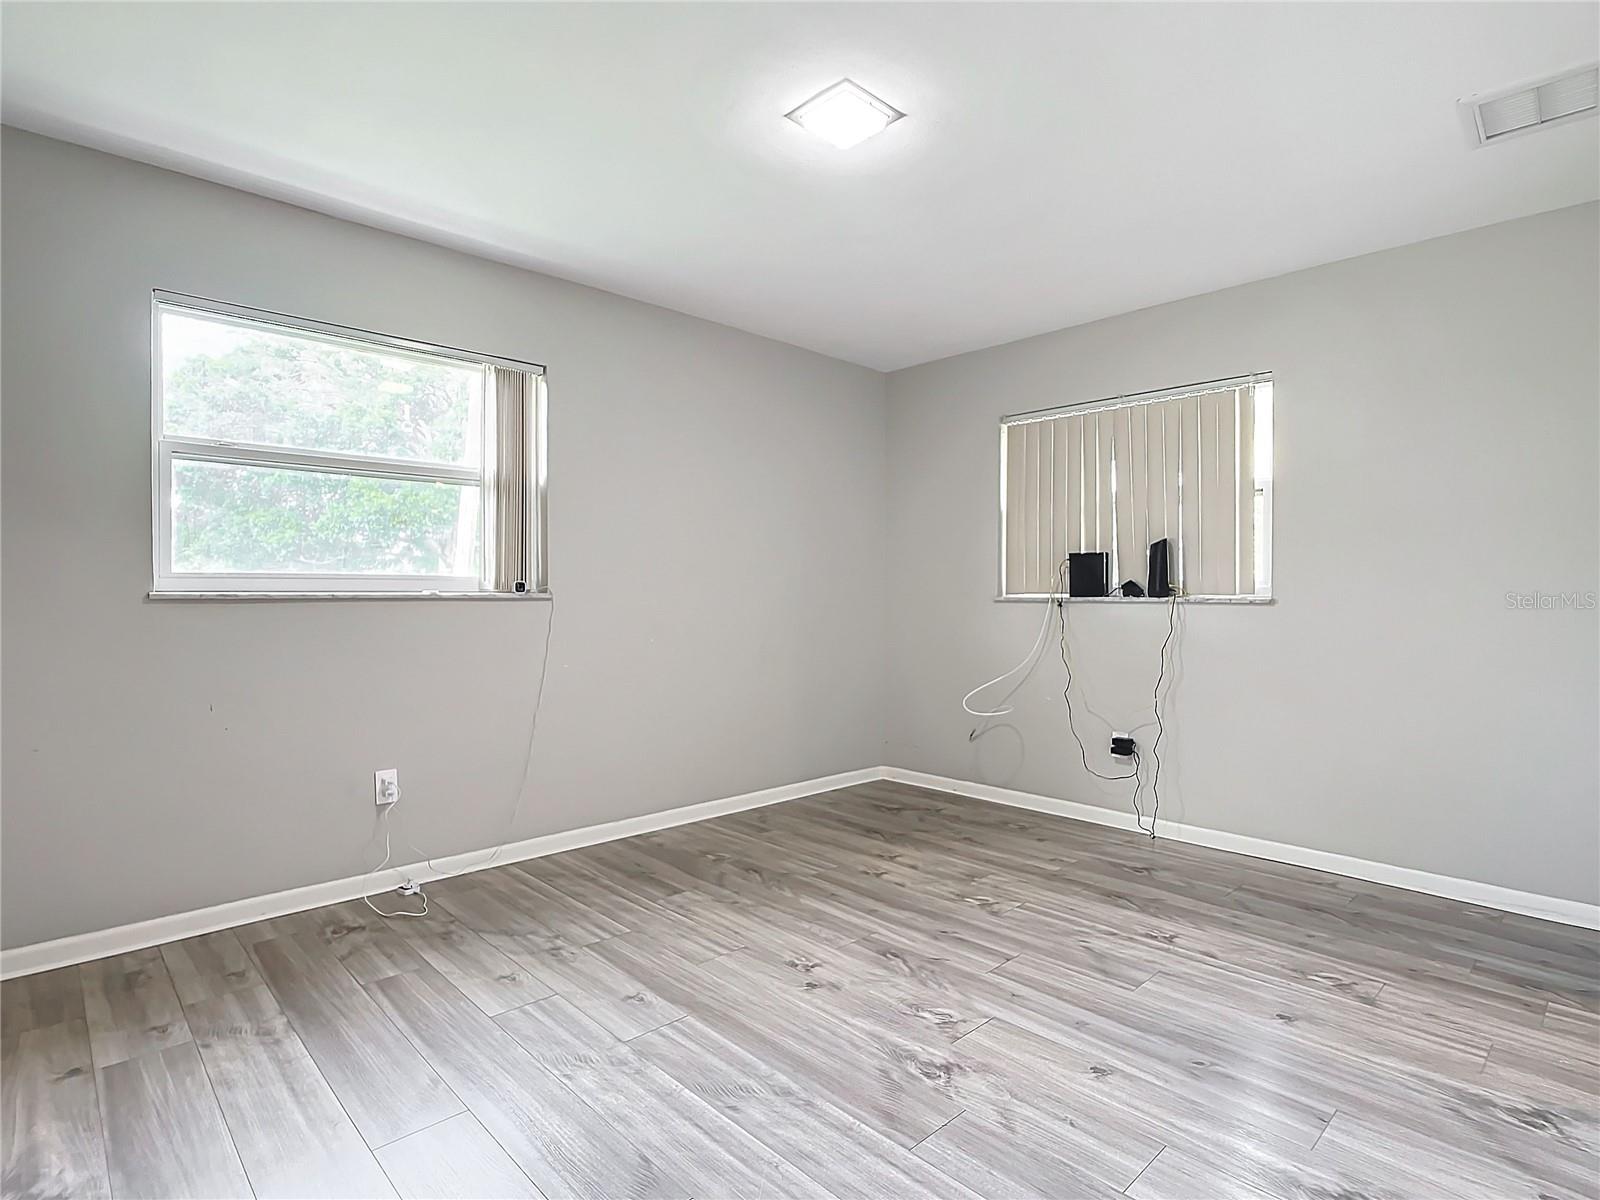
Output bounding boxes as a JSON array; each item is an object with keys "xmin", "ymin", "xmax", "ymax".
[
  {"xmin": 1235, "ymin": 386, "xmax": 1255, "ymax": 596},
  {"xmin": 1051, "ymin": 416, "xmax": 1069, "ymax": 580},
  {"xmin": 1133, "ymin": 404, "xmax": 1152, "ymax": 573},
  {"xmin": 1066, "ymin": 414, "xmax": 1085, "ymax": 555},
  {"xmin": 1080, "ymin": 413, "xmax": 1097, "ymax": 565},
  {"xmin": 1157, "ymin": 397, "xmax": 1181, "ymax": 554},
  {"xmin": 1178, "ymin": 393, "xmax": 1202, "ymax": 594},
  {"xmin": 1042, "ymin": 418, "xmax": 1056, "ymax": 587},
  {"xmin": 1091, "ymin": 410, "xmax": 1115, "ymax": 574},
  {"xmin": 1025, "ymin": 422, "xmax": 1041, "ymax": 594},
  {"xmin": 1004, "ymin": 424, "xmax": 1027, "ymax": 594},
  {"xmin": 1113, "ymin": 404, "xmax": 1147, "ymax": 589},
  {"xmin": 1198, "ymin": 389, "xmax": 1237, "ymax": 596}
]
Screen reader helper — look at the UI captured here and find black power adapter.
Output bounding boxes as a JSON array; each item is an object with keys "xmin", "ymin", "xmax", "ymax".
[{"xmin": 1109, "ymin": 734, "xmax": 1137, "ymax": 758}]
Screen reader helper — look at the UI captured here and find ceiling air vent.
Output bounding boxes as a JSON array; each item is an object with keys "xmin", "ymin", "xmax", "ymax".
[{"xmin": 1462, "ymin": 64, "xmax": 1599, "ymax": 147}]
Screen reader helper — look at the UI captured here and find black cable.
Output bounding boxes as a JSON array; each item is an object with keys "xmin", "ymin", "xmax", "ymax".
[
  {"xmin": 1143, "ymin": 588, "xmax": 1180, "ymax": 840},
  {"xmin": 1055, "ymin": 559, "xmax": 1137, "ymax": 784},
  {"xmin": 1052, "ymin": 558, "xmax": 1181, "ymax": 838},
  {"xmin": 1129, "ymin": 747, "xmax": 1151, "ymax": 835}
]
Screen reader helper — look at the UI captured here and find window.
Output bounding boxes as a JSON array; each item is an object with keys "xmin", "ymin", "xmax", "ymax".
[
  {"xmin": 1000, "ymin": 375, "xmax": 1273, "ymax": 600},
  {"xmin": 152, "ymin": 292, "xmax": 545, "ymax": 596}
]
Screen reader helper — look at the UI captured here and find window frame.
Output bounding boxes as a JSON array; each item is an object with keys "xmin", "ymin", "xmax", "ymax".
[
  {"xmin": 996, "ymin": 373, "xmax": 1274, "ymax": 604},
  {"xmin": 149, "ymin": 290, "xmax": 547, "ymax": 599}
]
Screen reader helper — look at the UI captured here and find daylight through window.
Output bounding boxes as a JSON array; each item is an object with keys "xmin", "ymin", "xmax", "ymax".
[{"xmin": 151, "ymin": 293, "xmax": 545, "ymax": 595}]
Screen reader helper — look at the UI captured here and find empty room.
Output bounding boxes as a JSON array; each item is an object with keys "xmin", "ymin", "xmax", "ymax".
[{"xmin": 1, "ymin": 2, "xmax": 1596, "ymax": 1197}]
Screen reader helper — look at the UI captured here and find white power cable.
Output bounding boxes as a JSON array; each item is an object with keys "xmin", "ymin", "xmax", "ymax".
[
  {"xmin": 964, "ymin": 555, "xmax": 1183, "ymax": 838},
  {"xmin": 360, "ymin": 593, "xmax": 557, "ymax": 919},
  {"xmin": 361, "ymin": 790, "xmax": 430, "ymax": 919},
  {"xmin": 962, "ymin": 584, "xmax": 1059, "ymax": 718}
]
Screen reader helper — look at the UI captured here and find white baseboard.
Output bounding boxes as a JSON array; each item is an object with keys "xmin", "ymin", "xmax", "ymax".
[
  {"xmin": 882, "ymin": 767, "xmax": 1600, "ymax": 931},
  {"xmin": 0, "ymin": 767, "xmax": 880, "ymax": 980},
  {"xmin": 7, "ymin": 761, "xmax": 1593, "ymax": 979}
]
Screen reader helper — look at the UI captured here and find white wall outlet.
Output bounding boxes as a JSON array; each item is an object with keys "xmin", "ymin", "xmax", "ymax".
[{"xmin": 374, "ymin": 768, "xmax": 399, "ymax": 807}]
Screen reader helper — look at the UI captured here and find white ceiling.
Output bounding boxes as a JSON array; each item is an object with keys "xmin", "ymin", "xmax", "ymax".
[{"xmin": 3, "ymin": 2, "xmax": 1595, "ymax": 370}]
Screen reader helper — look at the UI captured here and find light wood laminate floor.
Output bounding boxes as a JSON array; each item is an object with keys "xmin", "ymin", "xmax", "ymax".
[{"xmin": 4, "ymin": 781, "xmax": 1597, "ymax": 1199}]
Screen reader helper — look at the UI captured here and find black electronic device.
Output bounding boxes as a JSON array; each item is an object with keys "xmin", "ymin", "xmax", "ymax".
[
  {"xmin": 1147, "ymin": 538, "xmax": 1172, "ymax": 598},
  {"xmin": 1068, "ymin": 552, "xmax": 1109, "ymax": 597}
]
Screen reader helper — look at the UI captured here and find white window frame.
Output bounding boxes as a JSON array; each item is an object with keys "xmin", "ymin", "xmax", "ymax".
[
  {"xmin": 996, "ymin": 373, "xmax": 1274, "ymax": 604},
  {"xmin": 150, "ymin": 291, "xmax": 547, "ymax": 598}
]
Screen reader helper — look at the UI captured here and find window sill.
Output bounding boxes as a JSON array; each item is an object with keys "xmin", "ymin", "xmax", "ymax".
[
  {"xmin": 995, "ymin": 593, "xmax": 1274, "ymax": 605},
  {"xmin": 148, "ymin": 590, "xmax": 551, "ymax": 602}
]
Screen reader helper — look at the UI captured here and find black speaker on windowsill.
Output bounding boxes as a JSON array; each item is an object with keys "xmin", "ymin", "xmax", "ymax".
[
  {"xmin": 1148, "ymin": 538, "xmax": 1173, "ymax": 598},
  {"xmin": 1067, "ymin": 552, "xmax": 1109, "ymax": 598}
]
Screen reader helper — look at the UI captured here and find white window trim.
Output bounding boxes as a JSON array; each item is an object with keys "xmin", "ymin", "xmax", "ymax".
[
  {"xmin": 149, "ymin": 290, "xmax": 547, "ymax": 599},
  {"xmin": 996, "ymin": 372, "xmax": 1274, "ymax": 604}
]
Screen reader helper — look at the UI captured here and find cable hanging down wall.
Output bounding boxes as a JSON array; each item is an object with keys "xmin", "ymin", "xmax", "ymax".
[
  {"xmin": 964, "ymin": 557, "xmax": 1182, "ymax": 837},
  {"xmin": 361, "ymin": 593, "xmax": 557, "ymax": 916}
]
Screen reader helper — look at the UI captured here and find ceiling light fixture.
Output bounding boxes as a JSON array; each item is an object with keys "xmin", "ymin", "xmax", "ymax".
[{"xmin": 786, "ymin": 79, "xmax": 904, "ymax": 149}]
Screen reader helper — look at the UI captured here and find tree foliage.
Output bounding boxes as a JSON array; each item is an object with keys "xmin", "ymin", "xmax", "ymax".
[{"xmin": 165, "ymin": 328, "xmax": 481, "ymax": 576}]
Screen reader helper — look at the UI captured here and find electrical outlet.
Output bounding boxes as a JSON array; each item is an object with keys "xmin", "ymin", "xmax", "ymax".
[
  {"xmin": 1109, "ymin": 734, "xmax": 1136, "ymax": 758},
  {"xmin": 374, "ymin": 768, "xmax": 399, "ymax": 807}
]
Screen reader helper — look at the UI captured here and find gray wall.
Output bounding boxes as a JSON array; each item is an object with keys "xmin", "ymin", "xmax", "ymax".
[
  {"xmin": 1, "ymin": 129, "xmax": 889, "ymax": 949},
  {"xmin": 5, "ymin": 129, "xmax": 1595, "ymax": 951},
  {"xmin": 886, "ymin": 202, "xmax": 1600, "ymax": 906}
]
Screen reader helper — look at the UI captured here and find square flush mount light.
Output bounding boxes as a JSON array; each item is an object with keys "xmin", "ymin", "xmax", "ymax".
[{"xmin": 786, "ymin": 79, "xmax": 904, "ymax": 149}]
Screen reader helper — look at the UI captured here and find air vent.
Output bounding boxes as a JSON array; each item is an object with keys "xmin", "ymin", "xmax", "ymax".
[{"xmin": 1463, "ymin": 64, "xmax": 1599, "ymax": 147}]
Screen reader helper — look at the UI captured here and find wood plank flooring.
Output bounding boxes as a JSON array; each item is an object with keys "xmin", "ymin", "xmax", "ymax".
[{"xmin": 4, "ymin": 780, "xmax": 1597, "ymax": 1199}]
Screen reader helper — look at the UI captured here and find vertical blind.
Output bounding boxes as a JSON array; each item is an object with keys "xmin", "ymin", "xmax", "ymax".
[
  {"xmin": 1002, "ymin": 378, "xmax": 1269, "ymax": 597},
  {"xmin": 487, "ymin": 366, "xmax": 544, "ymax": 593}
]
